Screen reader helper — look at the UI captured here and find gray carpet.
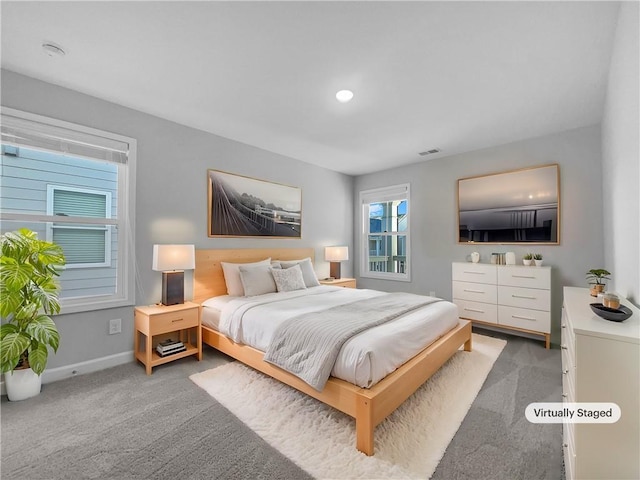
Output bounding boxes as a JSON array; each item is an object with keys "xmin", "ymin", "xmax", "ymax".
[
  {"xmin": 1, "ymin": 328, "xmax": 562, "ymax": 480},
  {"xmin": 432, "ymin": 328, "xmax": 563, "ymax": 480}
]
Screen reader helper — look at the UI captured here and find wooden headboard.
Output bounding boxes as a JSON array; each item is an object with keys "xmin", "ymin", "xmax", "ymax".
[{"xmin": 193, "ymin": 248, "xmax": 315, "ymax": 304}]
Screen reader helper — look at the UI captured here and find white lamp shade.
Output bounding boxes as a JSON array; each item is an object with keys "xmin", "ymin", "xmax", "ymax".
[
  {"xmin": 325, "ymin": 246, "xmax": 349, "ymax": 262},
  {"xmin": 152, "ymin": 244, "xmax": 195, "ymax": 271}
]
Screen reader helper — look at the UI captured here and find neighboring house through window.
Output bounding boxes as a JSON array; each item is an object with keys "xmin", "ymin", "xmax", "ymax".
[
  {"xmin": 0, "ymin": 107, "xmax": 136, "ymax": 313},
  {"xmin": 360, "ymin": 184, "xmax": 410, "ymax": 281},
  {"xmin": 47, "ymin": 185, "xmax": 112, "ymax": 268}
]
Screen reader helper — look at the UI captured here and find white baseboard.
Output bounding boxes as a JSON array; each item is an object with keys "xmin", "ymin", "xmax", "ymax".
[{"xmin": 1, "ymin": 351, "xmax": 134, "ymax": 396}]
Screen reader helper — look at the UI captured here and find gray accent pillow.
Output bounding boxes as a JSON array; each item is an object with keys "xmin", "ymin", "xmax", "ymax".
[
  {"xmin": 279, "ymin": 257, "xmax": 320, "ymax": 287},
  {"xmin": 221, "ymin": 258, "xmax": 271, "ymax": 296},
  {"xmin": 239, "ymin": 264, "xmax": 278, "ymax": 296},
  {"xmin": 271, "ymin": 264, "xmax": 307, "ymax": 292}
]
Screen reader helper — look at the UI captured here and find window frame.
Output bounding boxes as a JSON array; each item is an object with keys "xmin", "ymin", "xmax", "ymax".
[
  {"xmin": 0, "ymin": 106, "xmax": 136, "ymax": 314},
  {"xmin": 359, "ymin": 183, "xmax": 411, "ymax": 282},
  {"xmin": 46, "ymin": 185, "xmax": 112, "ymax": 269}
]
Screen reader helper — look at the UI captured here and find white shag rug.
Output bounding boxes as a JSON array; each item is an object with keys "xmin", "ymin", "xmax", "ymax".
[{"xmin": 190, "ymin": 333, "xmax": 506, "ymax": 479}]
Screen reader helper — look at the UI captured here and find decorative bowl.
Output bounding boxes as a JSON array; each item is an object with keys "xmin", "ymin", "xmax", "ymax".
[{"xmin": 590, "ymin": 303, "xmax": 632, "ymax": 322}]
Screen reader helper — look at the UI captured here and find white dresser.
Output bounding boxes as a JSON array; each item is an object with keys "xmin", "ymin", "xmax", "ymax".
[
  {"xmin": 452, "ymin": 262, "xmax": 551, "ymax": 348},
  {"xmin": 561, "ymin": 286, "xmax": 639, "ymax": 480}
]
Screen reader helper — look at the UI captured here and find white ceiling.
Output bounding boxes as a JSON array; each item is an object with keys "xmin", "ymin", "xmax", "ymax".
[{"xmin": 1, "ymin": 1, "xmax": 620, "ymax": 176}]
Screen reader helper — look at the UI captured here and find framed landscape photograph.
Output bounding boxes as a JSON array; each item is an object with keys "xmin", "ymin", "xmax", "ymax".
[{"xmin": 208, "ymin": 169, "xmax": 302, "ymax": 238}]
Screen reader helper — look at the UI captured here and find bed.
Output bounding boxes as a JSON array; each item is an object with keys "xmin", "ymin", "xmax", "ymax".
[{"xmin": 194, "ymin": 248, "xmax": 472, "ymax": 456}]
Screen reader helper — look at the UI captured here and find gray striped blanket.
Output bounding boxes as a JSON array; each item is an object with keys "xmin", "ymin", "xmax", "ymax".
[{"xmin": 263, "ymin": 292, "xmax": 440, "ymax": 391}]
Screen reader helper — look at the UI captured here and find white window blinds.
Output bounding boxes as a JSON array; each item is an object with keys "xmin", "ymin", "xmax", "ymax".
[{"xmin": 1, "ymin": 113, "xmax": 129, "ymax": 163}]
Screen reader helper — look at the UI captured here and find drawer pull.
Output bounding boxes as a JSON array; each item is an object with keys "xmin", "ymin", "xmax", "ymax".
[
  {"xmin": 463, "ymin": 271, "xmax": 485, "ymax": 275},
  {"xmin": 512, "ymin": 294, "xmax": 536, "ymax": 300},
  {"xmin": 562, "ymin": 393, "xmax": 567, "ymax": 398},
  {"xmin": 511, "ymin": 314, "xmax": 536, "ymax": 321},
  {"xmin": 561, "ymin": 345, "xmax": 568, "ymax": 350},
  {"xmin": 561, "ymin": 324, "xmax": 566, "ymax": 328},
  {"xmin": 563, "ymin": 369, "xmax": 569, "ymax": 374},
  {"xmin": 464, "ymin": 307, "xmax": 485, "ymax": 314},
  {"xmin": 464, "ymin": 289, "xmax": 486, "ymax": 294},
  {"xmin": 171, "ymin": 318, "xmax": 184, "ymax": 323},
  {"xmin": 563, "ymin": 443, "xmax": 568, "ymax": 448},
  {"xmin": 512, "ymin": 274, "xmax": 536, "ymax": 279}
]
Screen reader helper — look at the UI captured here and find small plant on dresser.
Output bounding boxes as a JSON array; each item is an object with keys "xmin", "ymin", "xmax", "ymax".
[{"xmin": 585, "ymin": 268, "xmax": 611, "ymax": 297}]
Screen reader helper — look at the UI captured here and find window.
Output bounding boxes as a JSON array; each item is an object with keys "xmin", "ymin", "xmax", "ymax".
[
  {"xmin": 360, "ymin": 184, "xmax": 410, "ymax": 281},
  {"xmin": 0, "ymin": 107, "xmax": 136, "ymax": 313},
  {"xmin": 47, "ymin": 185, "xmax": 112, "ymax": 268}
]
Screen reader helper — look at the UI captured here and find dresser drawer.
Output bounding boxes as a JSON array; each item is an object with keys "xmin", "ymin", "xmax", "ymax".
[
  {"xmin": 453, "ymin": 298, "xmax": 498, "ymax": 323},
  {"xmin": 498, "ymin": 285, "xmax": 550, "ymax": 311},
  {"xmin": 452, "ymin": 262, "xmax": 497, "ymax": 284},
  {"xmin": 453, "ymin": 280, "xmax": 498, "ymax": 303},
  {"xmin": 498, "ymin": 266, "xmax": 550, "ymax": 289},
  {"xmin": 498, "ymin": 305, "xmax": 550, "ymax": 333},
  {"xmin": 564, "ymin": 422, "xmax": 576, "ymax": 480}
]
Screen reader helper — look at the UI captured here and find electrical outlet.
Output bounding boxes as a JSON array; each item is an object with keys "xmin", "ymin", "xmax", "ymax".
[
  {"xmin": 429, "ymin": 291, "xmax": 436, "ymax": 297},
  {"xmin": 109, "ymin": 318, "xmax": 122, "ymax": 335}
]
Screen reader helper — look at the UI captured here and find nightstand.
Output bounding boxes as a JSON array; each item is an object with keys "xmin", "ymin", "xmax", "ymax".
[
  {"xmin": 319, "ymin": 277, "xmax": 356, "ymax": 288},
  {"xmin": 134, "ymin": 301, "xmax": 201, "ymax": 374}
]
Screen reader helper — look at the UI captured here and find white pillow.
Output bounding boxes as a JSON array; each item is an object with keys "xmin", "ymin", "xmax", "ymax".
[
  {"xmin": 239, "ymin": 264, "xmax": 277, "ymax": 296},
  {"xmin": 221, "ymin": 258, "xmax": 271, "ymax": 296},
  {"xmin": 279, "ymin": 257, "xmax": 320, "ymax": 287},
  {"xmin": 271, "ymin": 264, "xmax": 307, "ymax": 292}
]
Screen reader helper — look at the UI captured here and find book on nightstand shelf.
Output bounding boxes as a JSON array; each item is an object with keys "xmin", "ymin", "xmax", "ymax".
[
  {"xmin": 156, "ymin": 344, "xmax": 186, "ymax": 357},
  {"xmin": 156, "ymin": 339, "xmax": 186, "ymax": 356}
]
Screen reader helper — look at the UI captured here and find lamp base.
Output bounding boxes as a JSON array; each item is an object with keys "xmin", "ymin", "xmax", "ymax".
[
  {"xmin": 329, "ymin": 262, "xmax": 342, "ymax": 280},
  {"xmin": 162, "ymin": 271, "xmax": 184, "ymax": 305}
]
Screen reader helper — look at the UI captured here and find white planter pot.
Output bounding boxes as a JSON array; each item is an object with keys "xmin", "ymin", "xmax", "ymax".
[
  {"xmin": 5, "ymin": 368, "xmax": 42, "ymax": 401},
  {"xmin": 523, "ymin": 259, "xmax": 532, "ymax": 266},
  {"xmin": 534, "ymin": 259, "xmax": 543, "ymax": 267}
]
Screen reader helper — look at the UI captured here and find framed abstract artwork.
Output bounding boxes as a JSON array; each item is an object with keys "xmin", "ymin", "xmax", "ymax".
[{"xmin": 208, "ymin": 169, "xmax": 302, "ymax": 238}]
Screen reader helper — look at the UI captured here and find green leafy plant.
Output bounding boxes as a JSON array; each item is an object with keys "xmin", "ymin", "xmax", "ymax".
[
  {"xmin": 533, "ymin": 253, "xmax": 543, "ymax": 260},
  {"xmin": 586, "ymin": 269, "xmax": 611, "ymax": 285},
  {"xmin": 0, "ymin": 228, "xmax": 65, "ymax": 375},
  {"xmin": 523, "ymin": 253, "xmax": 533, "ymax": 260}
]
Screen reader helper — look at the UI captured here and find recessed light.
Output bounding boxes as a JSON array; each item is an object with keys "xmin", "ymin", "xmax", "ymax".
[
  {"xmin": 42, "ymin": 42, "xmax": 66, "ymax": 57},
  {"xmin": 336, "ymin": 90, "xmax": 354, "ymax": 103}
]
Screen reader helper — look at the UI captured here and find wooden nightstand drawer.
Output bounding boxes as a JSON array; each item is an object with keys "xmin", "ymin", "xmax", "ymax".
[
  {"xmin": 150, "ymin": 308, "xmax": 198, "ymax": 334},
  {"xmin": 319, "ymin": 278, "xmax": 356, "ymax": 288}
]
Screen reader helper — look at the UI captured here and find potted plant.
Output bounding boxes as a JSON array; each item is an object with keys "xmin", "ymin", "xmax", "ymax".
[
  {"xmin": 0, "ymin": 228, "xmax": 65, "ymax": 401},
  {"xmin": 533, "ymin": 253, "xmax": 543, "ymax": 267},
  {"xmin": 523, "ymin": 253, "xmax": 533, "ymax": 266},
  {"xmin": 586, "ymin": 268, "xmax": 611, "ymax": 297}
]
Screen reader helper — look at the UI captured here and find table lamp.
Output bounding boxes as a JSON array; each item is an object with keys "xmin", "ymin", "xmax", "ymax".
[
  {"xmin": 152, "ymin": 244, "xmax": 195, "ymax": 305},
  {"xmin": 325, "ymin": 246, "xmax": 348, "ymax": 279}
]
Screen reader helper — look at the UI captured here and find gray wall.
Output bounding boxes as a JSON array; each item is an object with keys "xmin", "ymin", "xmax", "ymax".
[
  {"xmin": 354, "ymin": 125, "xmax": 605, "ymax": 345},
  {"xmin": 1, "ymin": 69, "xmax": 354, "ymax": 370},
  {"xmin": 602, "ymin": 1, "xmax": 640, "ymax": 304}
]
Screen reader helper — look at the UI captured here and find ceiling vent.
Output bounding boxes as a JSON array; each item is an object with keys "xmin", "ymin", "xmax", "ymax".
[{"xmin": 418, "ymin": 149, "xmax": 441, "ymax": 156}]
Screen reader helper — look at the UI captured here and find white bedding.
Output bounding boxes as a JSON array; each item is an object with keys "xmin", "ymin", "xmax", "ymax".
[{"xmin": 201, "ymin": 286, "xmax": 459, "ymax": 388}]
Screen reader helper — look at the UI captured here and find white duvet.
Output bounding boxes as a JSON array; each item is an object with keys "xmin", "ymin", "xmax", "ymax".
[{"xmin": 201, "ymin": 286, "xmax": 459, "ymax": 388}]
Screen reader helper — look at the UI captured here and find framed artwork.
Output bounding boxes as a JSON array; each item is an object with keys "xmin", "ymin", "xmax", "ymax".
[
  {"xmin": 208, "ymin": 169, "xmax": 302, "ymax": 238},
  {"xmin": 457, "ymin": 164, "xmax": 560, "ymax": 244}
]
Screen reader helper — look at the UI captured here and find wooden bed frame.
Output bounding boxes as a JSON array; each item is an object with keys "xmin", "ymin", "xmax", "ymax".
[{"xmin": 194, "ymin": 248, "xmax": 472, "ymax": 456}]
